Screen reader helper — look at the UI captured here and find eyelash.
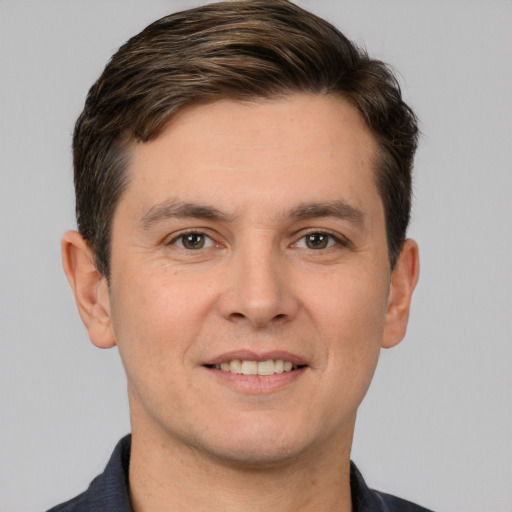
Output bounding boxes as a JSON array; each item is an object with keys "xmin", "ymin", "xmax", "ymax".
[
  {"xmin": 167, "ymin": 229, "xmax": 349, "ymax": 251},
  {"xmin": 293, "ymin": 230, "xmax": 350, "ymax": 251},
  {"xmin": 168, "ymin": 230, "xmax": 216, "ymax": 250}
]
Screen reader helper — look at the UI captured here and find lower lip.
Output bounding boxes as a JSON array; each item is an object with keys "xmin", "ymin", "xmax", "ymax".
[{"xmin": 204, "ymin": 367, "xmax": 307, "ymax": 394}]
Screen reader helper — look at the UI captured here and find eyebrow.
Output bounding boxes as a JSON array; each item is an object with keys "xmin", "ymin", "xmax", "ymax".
[
  {"xmin": 139, "ymin": 198, "xmax": 365, "ymax": 231},
  {"xmin": 139, "ymin": 199, "xmax": 236, "ymax": 230},
  {"xmin": 288, "ymin": 200, "xmax": 366, "ymax": 229}
]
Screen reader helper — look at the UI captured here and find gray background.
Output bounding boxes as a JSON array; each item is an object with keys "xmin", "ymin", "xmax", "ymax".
[{"xmin": 1, "ymin": 1, "xmax": 511, "ymax": 511}]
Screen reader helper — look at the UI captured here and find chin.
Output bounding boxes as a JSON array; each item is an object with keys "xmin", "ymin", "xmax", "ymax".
[
  {"xmin": 192, "ymin": 416, "xmax": 327, "ymax": 469},
  {"xmin": 205, "ymin": 439, "xmax": 308, "ymax": 469}
]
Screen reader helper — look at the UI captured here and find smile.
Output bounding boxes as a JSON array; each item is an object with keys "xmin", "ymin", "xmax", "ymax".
[{"xmin": 207, "ymin": 359, "xmax": 303, "ymax": 376}]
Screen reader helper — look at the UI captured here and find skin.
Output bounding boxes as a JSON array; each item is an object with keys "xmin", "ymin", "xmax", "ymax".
[{"xmin": 62, "ymin": 94, "xmax": 419, "ymax": 512}]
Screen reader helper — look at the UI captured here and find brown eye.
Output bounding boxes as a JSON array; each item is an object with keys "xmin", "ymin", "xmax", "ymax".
[
  {"xmin": 305, "ymin": 233, "xmax": 331, "ymax": 249},
  {"xmin": 183, "ymin": 233, "xmax": 205, "ymax": 249},
  {"xmin": 173, "ymin": 232, "xmax": 212, "ymax": 250}
]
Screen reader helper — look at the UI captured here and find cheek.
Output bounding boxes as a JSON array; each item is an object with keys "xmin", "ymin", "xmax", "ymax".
[
  {"xmin": 109, "ymin": 267, "xmax": 214, "ymax": 371},
  {"xmin": 308, "ymin": 269, "xmax": 389, "ymax": 379},
  {"xmin": 310, "ymin": 267, "xmax": 389, "ymax": 337},
  {"xmin": 108, "ymin": 274, "xmax": 202, "ymax": 417}
]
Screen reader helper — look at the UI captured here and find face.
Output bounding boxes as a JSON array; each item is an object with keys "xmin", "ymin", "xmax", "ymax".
[{"xmin": 102, "ymin": 94, "xmax": 406, "ymax": 466}]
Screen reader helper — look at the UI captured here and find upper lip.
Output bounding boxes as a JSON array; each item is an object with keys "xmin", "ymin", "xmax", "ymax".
[{"xmin": 202, "ymin": 350, "xmax": 308, "ymax": 367}]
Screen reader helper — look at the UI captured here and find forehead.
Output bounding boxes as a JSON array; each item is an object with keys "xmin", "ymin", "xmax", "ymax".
[{"xmin": 122, "ymin": 94, "xmax": 381, "ymax": 220}]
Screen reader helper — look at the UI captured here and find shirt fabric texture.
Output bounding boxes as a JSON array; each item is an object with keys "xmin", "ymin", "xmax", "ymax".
[{"xmin": 46, "ymin": 435, "xmax": 433, "ymax": 512}]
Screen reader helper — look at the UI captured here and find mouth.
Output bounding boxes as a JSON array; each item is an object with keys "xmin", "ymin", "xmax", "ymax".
[
  {"xmin": 201, "ymin": 351, "xmax": 308, "ymax": 394},
  {"xmin": 204, "ymin": 359, "xmax": 306, "ymax": 376}
]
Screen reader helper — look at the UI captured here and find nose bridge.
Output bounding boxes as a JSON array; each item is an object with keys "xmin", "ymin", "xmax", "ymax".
[{"xmin": 220, "ymin": 230, "xmax": 297, "ymax": 327}]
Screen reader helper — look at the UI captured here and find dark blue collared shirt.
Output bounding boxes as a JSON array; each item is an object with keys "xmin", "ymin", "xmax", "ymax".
[{"xmin": 46, "ymin": 435, "xmax": 433, "ymax": 512}]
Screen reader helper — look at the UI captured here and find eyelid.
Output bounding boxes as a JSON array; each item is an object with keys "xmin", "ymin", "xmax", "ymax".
[
  {"xmin": 166, "ymin": 228, "xmax": 217, "ymax": 248},
  {"xmin": 291, "ymin": 229, "xmax": 351, "ymax": 249}
]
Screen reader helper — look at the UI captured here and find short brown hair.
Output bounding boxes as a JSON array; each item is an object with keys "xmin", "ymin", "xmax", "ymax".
[{"xmin": 73, "ymin": 0, "xmax": 419, "ymax": 278}]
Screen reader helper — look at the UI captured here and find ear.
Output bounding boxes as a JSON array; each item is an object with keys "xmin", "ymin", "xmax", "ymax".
[
  {"xmin": 61, "ymin": 230, "xmax": 116, "ymax": 349},
  {"xmin": 381, "ymin": 238, "xmax": 420, "ymax": 349}
]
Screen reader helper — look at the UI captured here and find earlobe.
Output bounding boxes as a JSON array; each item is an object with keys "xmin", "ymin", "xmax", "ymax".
[
  {"xmin": 381, "ymin": 239, "xmax": 420, "ymax": 349},
  {"xmin": 61, "ymin": 230, "xmax": 116, "ymax": 349}
]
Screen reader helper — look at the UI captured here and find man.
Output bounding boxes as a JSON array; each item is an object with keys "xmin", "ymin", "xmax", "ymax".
[{"xmin": 51, "ymin": 1, "xmax": 428, "ymax": 510}]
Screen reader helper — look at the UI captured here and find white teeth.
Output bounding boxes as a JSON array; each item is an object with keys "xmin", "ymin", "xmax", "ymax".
[
  {"xmin": 274, "ymin": 359, "xmax": 284, "ymax": 373},
  {"xmin": 257, "ymin": 360, "xmax": 275, "ymax": 376},
  {"xmin": 215, "ymin": 359, "xmax": 300, "ymax": 376},
  {"xmin": 241, "ymin": 360, "xmax": 258, "ymax": 375},
  {"xmin": 229, "ymin": 360, "xmax": 242, "ymax": 374}
]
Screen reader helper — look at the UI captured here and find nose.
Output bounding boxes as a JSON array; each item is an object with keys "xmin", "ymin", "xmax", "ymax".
[{"xmin": 218, "ymin": 238, "xmax": 299, "ymax": 328}]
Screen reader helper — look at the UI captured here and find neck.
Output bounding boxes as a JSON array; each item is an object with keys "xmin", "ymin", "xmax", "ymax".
[{"xmin": 128, "ymin": 417, "xmax": 354, "ymax": 512}]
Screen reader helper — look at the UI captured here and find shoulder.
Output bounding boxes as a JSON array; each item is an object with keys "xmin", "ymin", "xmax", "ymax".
[
  {"xmin": 374, "ymin": 490, "xmax": 435, "ymax": 512},
  {"xmin": 350, "ymin": 462, "xmax": 435, "ymax": 512},
  {"xmin": 44, "ymin": 435, "xmax": 132, "ymax": 512},
  {"xmin": 44, "ymin": 483, "xmax": 91, "ymax": 512}
]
